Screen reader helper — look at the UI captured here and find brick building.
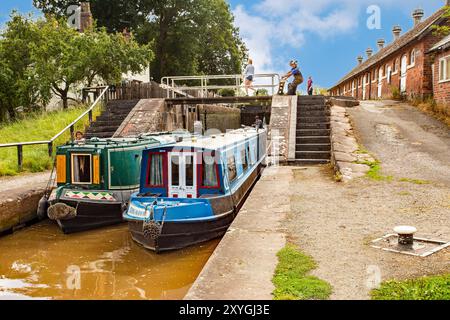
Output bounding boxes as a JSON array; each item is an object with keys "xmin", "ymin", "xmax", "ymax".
[
  {"xmin": 429, "ymin": 35, "xmax": 450, "ymax": 106},
  {"xmin": 329, "ymin": 3, "xmax": 449, "ymax": 108}
]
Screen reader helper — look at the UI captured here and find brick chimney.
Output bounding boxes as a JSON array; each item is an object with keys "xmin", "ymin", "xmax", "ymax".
[
  {"xmin": 392, "ymin": 25, "xmax": 402, "ymax": 41},
  {"xmin": 79, "ymin": 2, "xmax": 93, "ymax": 33},
  {"xmin": 377, "ymin": 39, "xmax": 385, "ymax": 50},
  {"xmin": 412, "ymin": 8, "xmax": 424, "ymax": 26},
  {"xmin": 366, "ymin": 48, "xmax": 373, "ymax": 58},
  {"xmin": 357, "ymin": 56, "xmax": 364, "ymax": 65}
]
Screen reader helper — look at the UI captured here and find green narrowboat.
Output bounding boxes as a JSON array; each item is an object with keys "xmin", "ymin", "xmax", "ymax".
[{"xmin": 47, "ymin": 134, "xmax": 178, "ymax": 234}]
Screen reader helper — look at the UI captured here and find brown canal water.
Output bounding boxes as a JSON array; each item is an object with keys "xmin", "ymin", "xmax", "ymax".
[{"xmin": 0, "ymin": 221, "xmax": 219, "ymax": 300}]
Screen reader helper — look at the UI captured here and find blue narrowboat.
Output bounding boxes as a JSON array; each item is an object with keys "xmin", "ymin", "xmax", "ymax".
[
  {"xmin": 46, "ymin": 134, "xmax": 181, "ymax": 234},
  {"xmin": 123, "ymin": 127, "xmax": 268, "ymax": 252}
]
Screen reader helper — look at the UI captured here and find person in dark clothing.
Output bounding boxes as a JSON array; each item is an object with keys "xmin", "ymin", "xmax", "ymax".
[
  {"xmin": 282, "ymin": 60, "xmax": 304, "ymax": 95},
  {"xmin": 307, "ymin": 76, "xmax": 314, "ymax": 95},
  {"xmin": 254, "ymin": 116, "xmax": 263, "ymax": 129}
]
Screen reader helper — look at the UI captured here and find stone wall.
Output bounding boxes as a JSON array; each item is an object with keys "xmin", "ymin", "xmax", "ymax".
[
  {"xmin": 114, "ymin": 99, "xmax": 241, "ymax": 137},
  {"xmin": 0, "ymin": 189, "xmax": 44, "ymax": 234},
  {"xmin": 198, "ymin": 105, "xmax": 241, "ymax": 133},
  {"xmin": 330, "ymin": 105, "xmax": 374, "ymax": 182},
  {"xmin": 268, "ymin": 96, "xmax": 297, "ymax": 162}
]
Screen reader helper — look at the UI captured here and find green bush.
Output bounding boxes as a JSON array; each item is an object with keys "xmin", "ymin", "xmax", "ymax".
[{"xmin": 218, "ymin": 88, "xmax": 236, "ymax": 97}]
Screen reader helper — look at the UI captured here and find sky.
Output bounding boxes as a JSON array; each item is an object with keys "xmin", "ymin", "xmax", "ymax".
[{"xmin": 0, "ymin": 0, "xmax": 446, "ymax": 89}]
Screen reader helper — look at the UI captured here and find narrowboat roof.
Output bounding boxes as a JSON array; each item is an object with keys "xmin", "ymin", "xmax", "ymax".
[
  {"xmin": 57, "ymin": 131, "xmax": 193, "ymax": 151},
  {"xmin": 150, "ymin": 127, "xmax": 266, "ymax": 151}
]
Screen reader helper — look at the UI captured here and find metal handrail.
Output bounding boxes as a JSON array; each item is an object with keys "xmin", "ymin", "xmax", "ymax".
[
  {"xmin": 161, "ymin": 73, "xmax": 280, "ymax": 98},
  {"xmin": 0, "ymin": 86, "xmax": 109, "ymax": 170}
]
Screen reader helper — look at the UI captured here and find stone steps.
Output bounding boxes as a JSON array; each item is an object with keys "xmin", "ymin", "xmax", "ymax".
[
  {"xmin": 296, "ymin": 128, "xmax": 331, "ymax": 136},
  {"xmin": 297, "ymin": 110, "xmax": 330, "ymax": 117},
  {"xmin": 294, "ymin": 97, "xmax": 331, "ymax": 163},
  {"xmin": 289, "ymin": 159, "xmax": 330, "ymax": 165},
  {"xmin": 296, "ymin": 151, "xmax": 331, "ymax": 160},
  {"xmin": 297, "ymin": 116, "xmax": 330, "ymax": 123},
  {"xmin": 84, "ymin": 99, "xmax": 139, "ymax": 139},
  {"xmin": 297, "ymin": 123, "xmax": 330, "ymax": 129},
  {"xmin": 296, "ymin": 136, "xmax": 330, "ymax": 144},
  {"xmin": 296, "ymin": 143, "xmax": 331, "ymax": 152}
]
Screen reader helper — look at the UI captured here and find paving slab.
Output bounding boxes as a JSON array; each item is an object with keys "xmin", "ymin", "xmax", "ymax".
[{"xmin": 185, "ymin": 166, "xmax": 293, "ymax": 300}]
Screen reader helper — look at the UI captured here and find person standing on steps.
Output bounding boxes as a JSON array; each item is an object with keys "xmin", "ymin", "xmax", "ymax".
[
  {"xmin": 307, "ymin": 76, "xmax": 314, "ymax": 95},
  {"xmin": 282, "ymin": 60, "xmax": 304, "ymax": 95},
  {"xmin": 243, "ymin": 59, "xmax": 255, "ymax": 96}
]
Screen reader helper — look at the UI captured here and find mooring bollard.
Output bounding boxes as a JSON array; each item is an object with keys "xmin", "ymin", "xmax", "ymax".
[{"xmin": 394, "ymin": 226, "xmax": 417, "ymax": 246}]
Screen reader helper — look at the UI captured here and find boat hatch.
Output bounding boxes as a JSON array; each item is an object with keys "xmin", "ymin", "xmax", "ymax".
[
  {"xmin": 71, "ymin": 153, "xmax": 93, "ymax": 185},
  {"xmin": 169, "ymin": 152, "xmax": 197, "ymax": 199}
]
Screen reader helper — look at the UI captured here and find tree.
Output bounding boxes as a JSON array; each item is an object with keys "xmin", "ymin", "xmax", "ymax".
[
  {"xmin": 433, "ymin": 6, "xmax": 450, "ymax": 36},
  {"xmin": 0, "ymin": 13, "xmax": 153, "ymax": 115},
  {"xmin": 33, "ymin": 0, "xmax": 150, "ymax": 32},
  {"xmin": 32, "ymin": 18, "xmax": 153, "ymax": 108},
  {"xmin": 33, "ymin": 0, "xmax": 248, "ymax": 82},
  {"xmin": 0, "ymin": 14, "xmax": 46, "ymax": 120}
]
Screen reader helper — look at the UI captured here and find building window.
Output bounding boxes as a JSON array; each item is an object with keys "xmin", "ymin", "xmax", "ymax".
[
  {"xmin": 439, "ymin": 55, "xmax": 450, "ymax": 82},
  {"xmin": 410, "ymin": 49, "xmax": 416, "ymax": 65},
  {"xmin": 393, "ymin": 59, "xmax": 397, "ymax": 73}
]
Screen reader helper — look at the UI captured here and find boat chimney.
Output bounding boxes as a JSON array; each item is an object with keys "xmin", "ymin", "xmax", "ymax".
[
  {"xmin": 412, "ymin": 8, "xmax": 424, "ymax": 26},
  {"xmin": 392, "ymin": 25, "xmax": 402, "ymax": 41},
  {"xmin": 377, "ymin": 39, "xmax": 385, "ymax": 51},
  {"xmin": 366, "ymin": 47, "xmax": 373, "ymax": 58}
]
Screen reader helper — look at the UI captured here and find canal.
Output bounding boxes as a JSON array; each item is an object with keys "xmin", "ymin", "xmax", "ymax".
[{"xmin": 0, "ymin": 221, "xmax": 219, "ymax": 300}]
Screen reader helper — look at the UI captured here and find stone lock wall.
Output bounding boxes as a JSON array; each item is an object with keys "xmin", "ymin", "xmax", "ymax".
[{"xmin": 114, "ymin": 99, "xmax": 242, "ymax": 137}]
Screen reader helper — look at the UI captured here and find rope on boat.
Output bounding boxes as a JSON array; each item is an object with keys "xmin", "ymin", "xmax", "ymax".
[{"xmin": 143, "ymin": 201, "xmax": 168, "ymax": 240}]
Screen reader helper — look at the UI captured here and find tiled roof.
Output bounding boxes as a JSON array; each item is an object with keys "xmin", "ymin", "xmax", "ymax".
[
  {"xmin": 428, "ymin": 34, "xmax": 450, "ymax": 52},
  {"xmin": 330, "ymin": 7, "xmax": 447, "ymax": 89}
]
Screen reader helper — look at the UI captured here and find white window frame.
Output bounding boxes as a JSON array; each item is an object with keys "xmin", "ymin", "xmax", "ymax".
[
  {"xmin": 407, "ymin": 49, "xmax": 416, "ymax": 69},
  {"xmin": 71, "ymin": 153, "xmax": 93, "ymax": 185},
  {"xmin": 438, "ymin": 54, "xmax": 450, "ymax": 83}
]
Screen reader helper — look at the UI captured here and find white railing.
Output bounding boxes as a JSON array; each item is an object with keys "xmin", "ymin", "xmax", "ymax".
[{"xmin": 161, "ymin": 74, "xmax": 280, "ymax": 98}]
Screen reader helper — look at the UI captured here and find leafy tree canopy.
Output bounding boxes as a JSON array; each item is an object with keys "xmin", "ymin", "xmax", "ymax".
[
  {"xmin": 33, "ymin": 0, "xmax": 248, "ymax": 82},
  {"xmin": 0, "ymin": 13, "xmax": 153, "ymax": 118}
]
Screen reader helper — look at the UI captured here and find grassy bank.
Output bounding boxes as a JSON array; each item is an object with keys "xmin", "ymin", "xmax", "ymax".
[
  {"xmin": 371, "ymin": 274, "xmax": 450, "ymax": 300},
  {"xmin": 272, "ymin": 244, "xmax": 332, "ymax": 300},
  {"xmin": 0, "ymin": 106, "xmax": 99, "ymax": 176}
]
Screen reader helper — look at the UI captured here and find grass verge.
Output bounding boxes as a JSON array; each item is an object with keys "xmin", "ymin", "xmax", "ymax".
[
  {"xmin": 0, "ymin": 105, "xmax": 100, "ymax": 176},
  {"xmin": 371, "ymin": 274, "xmax": 450, "ymax": 300},
  {"xmin": 272, "ymin": 244, "xmax": 332, "ymax": 300}
]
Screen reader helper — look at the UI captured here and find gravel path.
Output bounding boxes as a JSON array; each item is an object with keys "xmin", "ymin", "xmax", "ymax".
[{"xmin": 284, "ymin": 101, "xmax": 449, "ymax": 300}]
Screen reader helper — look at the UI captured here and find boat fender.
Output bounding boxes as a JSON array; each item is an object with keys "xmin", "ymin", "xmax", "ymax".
[
  {"xmin": 47, "ymin": 203, "xmax": 77, "ymax": 221},
  {"xmin": 37, "ymin": 196, "xmax": 49, "ymax": 221},
  {"xmin": 143, "ymin": 220, "xmax": 162, "ymax": 240}
]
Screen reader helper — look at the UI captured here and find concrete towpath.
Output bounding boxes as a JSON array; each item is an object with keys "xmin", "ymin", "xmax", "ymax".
[
  {"xmin": 185, "ymin": 167, "xmax": 292, "ymax": 300},
  {"xmin": 0, "ymin": 171, "xmax": 50, "ymax": 194}
]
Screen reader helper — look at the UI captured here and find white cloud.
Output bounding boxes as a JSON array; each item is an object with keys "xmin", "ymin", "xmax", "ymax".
[{"xmin": 233, "ymin": 0, "xmax": 444, "ymax": 77}]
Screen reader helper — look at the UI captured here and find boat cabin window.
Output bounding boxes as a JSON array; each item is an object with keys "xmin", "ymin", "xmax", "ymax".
[
  {"xmin": 171, "ymin": 155, "xmax": 180, "ymax": 186},
  {"xmin": 241, "ymin": 146, "xmax": 248, "ymax": 171},
  {"xmin": 72, "ymin": 154, "xmax": 92, "ymax": 184},
  {"xmin": 227, "ymin": 154, "xmax": 237, "ymax": 182},
  {"xmin": 202, "ymin": 152, "xmax": 218, "ymax": 188},
  {"xmin": 147, "ymin": 153, "xmax": 164, "ymax": 187},
  {"xmin": 185, "ymin": 155, "xmax": 194, "ymax": 187}
]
